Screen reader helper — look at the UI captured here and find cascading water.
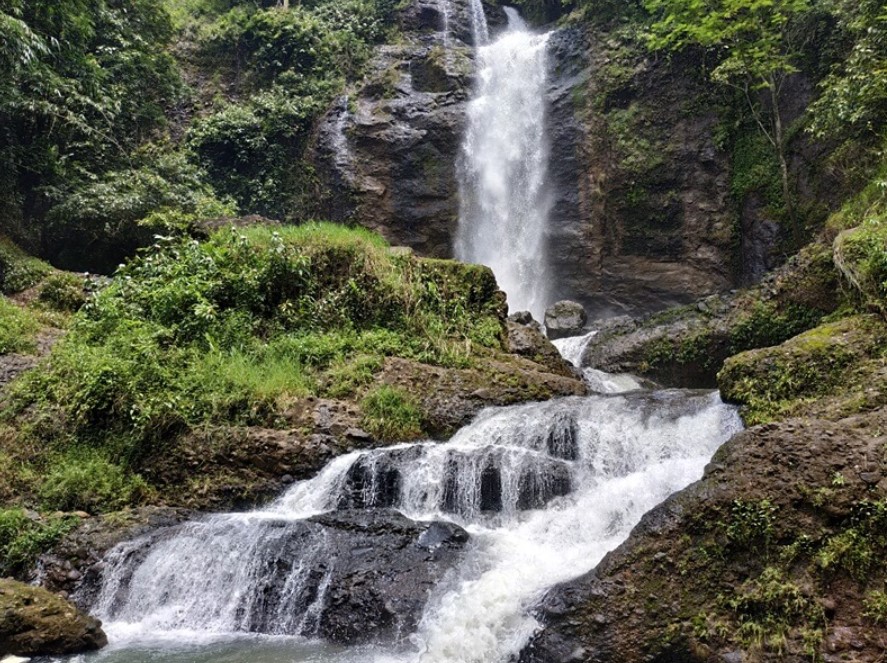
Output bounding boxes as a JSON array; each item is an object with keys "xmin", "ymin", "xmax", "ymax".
[
  {"xmin": 468, "ymin": 0, "xmax": 489, "ymax": 45},
  {"xmin": 80, "ymin": 390, "xmax": 740, "ymax": 663},
  {"xmin": 455, "ymin": 9, "xmax": 552, "ymax": 320}
]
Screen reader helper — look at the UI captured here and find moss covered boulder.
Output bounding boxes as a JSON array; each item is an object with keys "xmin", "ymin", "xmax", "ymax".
[
  {"xmin": 580, "ymin": 242, "xmax": 844, "ymax": 388},
  {"xmin": 719, "ymin": 314, "xmax": 887, "ymax": 424},
  {"xmin": 0, "ymin": 579, "xmax": 106, "ymax": 656}
]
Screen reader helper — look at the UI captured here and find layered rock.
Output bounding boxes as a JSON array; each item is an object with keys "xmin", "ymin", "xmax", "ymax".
[{"xmin": 311, "ymin": 0, "xmax": 505, "ymax": 257}]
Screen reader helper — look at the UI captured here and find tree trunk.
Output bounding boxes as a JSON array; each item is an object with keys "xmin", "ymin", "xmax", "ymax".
[{"xmin": 770, "ymin": 83, "xmax": 799, "ymax": 246}]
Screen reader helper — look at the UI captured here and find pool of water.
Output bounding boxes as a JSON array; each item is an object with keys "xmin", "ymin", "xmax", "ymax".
[{"xmin": 42, "ymin": 633, "xmax": 390, "ymax": 663}]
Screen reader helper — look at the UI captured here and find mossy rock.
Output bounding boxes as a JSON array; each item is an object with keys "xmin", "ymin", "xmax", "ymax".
[
  {"xmin": 0, "ymin": 579, "xmax": 107, "ymax": 656},
  {"xmin": 718, "ymin": 314, "xmax": 887, "ymax": 424}
]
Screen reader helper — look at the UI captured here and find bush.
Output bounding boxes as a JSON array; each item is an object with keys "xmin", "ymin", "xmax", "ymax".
[
  {"xmin": 0, "ymin": 237, "xmax": 51, "ymax": 294},
  {"xmin": 38, "ymin": 452, "xmax": 149, "ymax": 514},
  {"xmin": 9, "ymin": 223, "xmax": 503, "ymax": 467},
  {"xmin": 37, "ymin": 273, "xmax": 89, "ymax": 312},
  {"xmin": 0, "ymin": 508, "xmax": 76, "ymax": 577}
]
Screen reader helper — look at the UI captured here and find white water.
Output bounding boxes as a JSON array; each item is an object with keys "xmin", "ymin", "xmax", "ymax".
[
  {"xmin": 467, "ymin": 0, "xmax": 489, "ymax": 45},
  {"xmin": 87, "ymin": 387, "xmax": 740, "ymax": 663},
  {"xmin": 68, "ymin": 6, "xmax": 744, "ymax": 663},
  {"xmin": 455, "ymin": 9, "xmax": 552, "ymax": 320},
  {"xmin": 552, "ymin": 332, "xmax": 645, "ymax": 394}
]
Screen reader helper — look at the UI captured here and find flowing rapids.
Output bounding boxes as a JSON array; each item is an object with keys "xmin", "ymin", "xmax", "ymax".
[
  {"xmin": 454, "ymin": 9, "xmax": 552, "ymax": 320},
  {"xmin": 72, "ymin": 387, "xmax": 741, "ymax": 663},
  {"xmin": 62, "ymin": 7, "xmax": 744, "ymax": 663}
]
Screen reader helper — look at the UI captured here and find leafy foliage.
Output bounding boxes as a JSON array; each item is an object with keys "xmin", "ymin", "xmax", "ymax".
[
  {"xmin": 8, "ymin": 224, "xmax": 504, "ymax": 470},
  {"xmin": 0, "ymin": 297, "xmax": 40, "ymax": 355},
  {"xmin": 0, "ymin": 508, "xmax": 76, "ymax": 576}
]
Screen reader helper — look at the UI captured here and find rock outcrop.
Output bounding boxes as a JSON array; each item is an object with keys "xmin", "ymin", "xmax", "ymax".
[
  {"xmin": 80, "ymin": 509, "xmax": 468, "ymax": 646},
  {"xmin": 311, "ymin": 0, "xmax": 505, "ymax": 257},
  {"xmin": 0, "ymin": 579, "xmax": 106, "ymax": 656},
  {"xmin": 579, "ymin": 242, "xmax": 842, "ymax": 388}
]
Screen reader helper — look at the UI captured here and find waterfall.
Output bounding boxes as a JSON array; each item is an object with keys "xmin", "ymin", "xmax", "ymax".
[
  {"xmin": 88, "ymin": 389, "xmax": 740, "ymax": 661},
  {"xmin": 468, "ymin": 0, "xmax": 489, "ymax": 45},
  {"xmin": 455, "ymin": 9, "xmax": 552, "ymax": 320},
  {"xmin": 74, "ymin": 7, "xmax": 745, "ymax": 663}
]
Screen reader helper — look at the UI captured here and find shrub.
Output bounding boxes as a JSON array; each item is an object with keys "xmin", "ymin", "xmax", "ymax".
[
  {"xmin": 0, "ymin": 508, "xmax": 76, "ymax": 577},
  {"xmin": 0, "ymin": 296, "xmax": 39, "ymax": 355},
  {"xmin": 37, "ymin": 273, "xmax": 89, "ymax": 312},
  {"xmin": 8, "ymin": 223, "xmax": 502, "ymax": 467},
  {"xmin": 38, "ymin": 452, "xmax": 149, "ymax": 514},
  {"xmin": 0, "ymin": 237, "xmax": 51, "ymax": 294}
]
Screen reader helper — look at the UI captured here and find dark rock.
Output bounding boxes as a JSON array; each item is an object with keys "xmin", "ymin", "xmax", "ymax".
[
  {"xmin": 508, "ymin": 310, "xmax": 536, "ymax": 325},
  {"xmin": 506, "ymin": 321, "xmax": 578, "ymax": 378},
  {"xmin": 303, "ymin": 509, "xmax": 470, "ymax": 644},
  {"xmin": 0, "ymin": 579, "xmax": 106, "ymax": 656},
  {"xmin": 544, "ymin": 301, "xmax": 589, "ymax": 340}
]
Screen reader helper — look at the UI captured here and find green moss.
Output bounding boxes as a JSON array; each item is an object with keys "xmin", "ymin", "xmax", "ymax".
[
  {"xmin": 360, "ymin": 384, "xmax": 423, "ymax": 442},
  {"xmin": 724, "ymin": 567, "xmax": 824, "ymax": 654},
  {"xmin": 729, "ymin": 301, "xmax": 823, "ymax": 353},
  {"xmin": 718, "ymin": 315, "xmax": 885, "ymax": 424},
  {"xmin": 863, "ymin": 590, "xmax": 887, "ymax": 625}
]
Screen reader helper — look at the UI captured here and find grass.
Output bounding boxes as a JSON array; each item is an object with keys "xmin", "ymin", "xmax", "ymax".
[
  {"xmin": 0, "ymin": 296, "xmax": 40, "ymax": 355},
  {"xmin": 360, "ymin": 385, "xmax": 423, "ymax": 441},
  {"xmin": 0, "ymin": 507, "xmax": 77, "ymax": 576}
]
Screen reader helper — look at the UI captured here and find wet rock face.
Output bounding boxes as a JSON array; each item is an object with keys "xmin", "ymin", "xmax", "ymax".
[
  {"xmin": 311, "ymin": 0, "xmax": 506, "ymax": 258},
  {"xmin": 83, "ymin": 510, "xmax": 467, "ymax": 647},
  {"xmin": 0, "ymin": 579, "xmax": 107, "ymax": 656},
  {"xmin": 520, "ymin": 409, "xmax": 887, "ymax": 663}
]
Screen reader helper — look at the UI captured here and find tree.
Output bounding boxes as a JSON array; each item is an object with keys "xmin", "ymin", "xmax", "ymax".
[{"xmin": 644, "ymin": 0, "xmax": 813, "ymax": 238}]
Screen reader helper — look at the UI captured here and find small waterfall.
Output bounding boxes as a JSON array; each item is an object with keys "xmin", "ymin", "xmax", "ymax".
[
  {"xmin": 89, "ymin": 389, "xmax": 741, "ymax": 661},
  {"xmin": 455, "ymin": 8, "xmax": 552, "ymax": 320},
  {"xmin": 468, "ymin": 0, "xmax": 489, "ymax": 45},
  {"xmin": 437, "ymin": 0, "xmax": 450, "ymax": 45},
  {"xmin": 552, "ymin": 331, "xmax": 645, "ymax": 393}
]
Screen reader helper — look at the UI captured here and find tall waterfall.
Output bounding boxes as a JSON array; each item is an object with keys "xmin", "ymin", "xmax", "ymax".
[{"xmin": 455, "ymin": 9, "xmax": 552, "ymax": 320}]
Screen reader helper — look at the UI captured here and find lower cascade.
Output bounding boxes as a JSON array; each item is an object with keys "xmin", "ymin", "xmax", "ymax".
[{"xmin": 77, "ymin": 382, "xmax": 742, "ymax": 662}]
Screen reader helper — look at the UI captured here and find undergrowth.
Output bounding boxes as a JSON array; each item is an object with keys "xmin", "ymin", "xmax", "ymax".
[{"xmin": 3, "ymin": 223, "xmax": 504, "ymax": 511}]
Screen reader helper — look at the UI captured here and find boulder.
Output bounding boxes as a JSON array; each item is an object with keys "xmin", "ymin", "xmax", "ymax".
[
  {"xmin": 84, "ymin": 509, "xmax": 468, "ymax": 647},
  {"xmin": 544, "ymin": 300, "xmax": 588, "ymax": 340},
  {"xmin": 0, "ymin": 579, "xmax": 106, "ymax": 656}
]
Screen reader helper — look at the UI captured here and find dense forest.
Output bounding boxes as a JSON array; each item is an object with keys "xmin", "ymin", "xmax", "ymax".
[{"xmin": 1, "ymin": 0, "xmax": 887, "ymax": 661}]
